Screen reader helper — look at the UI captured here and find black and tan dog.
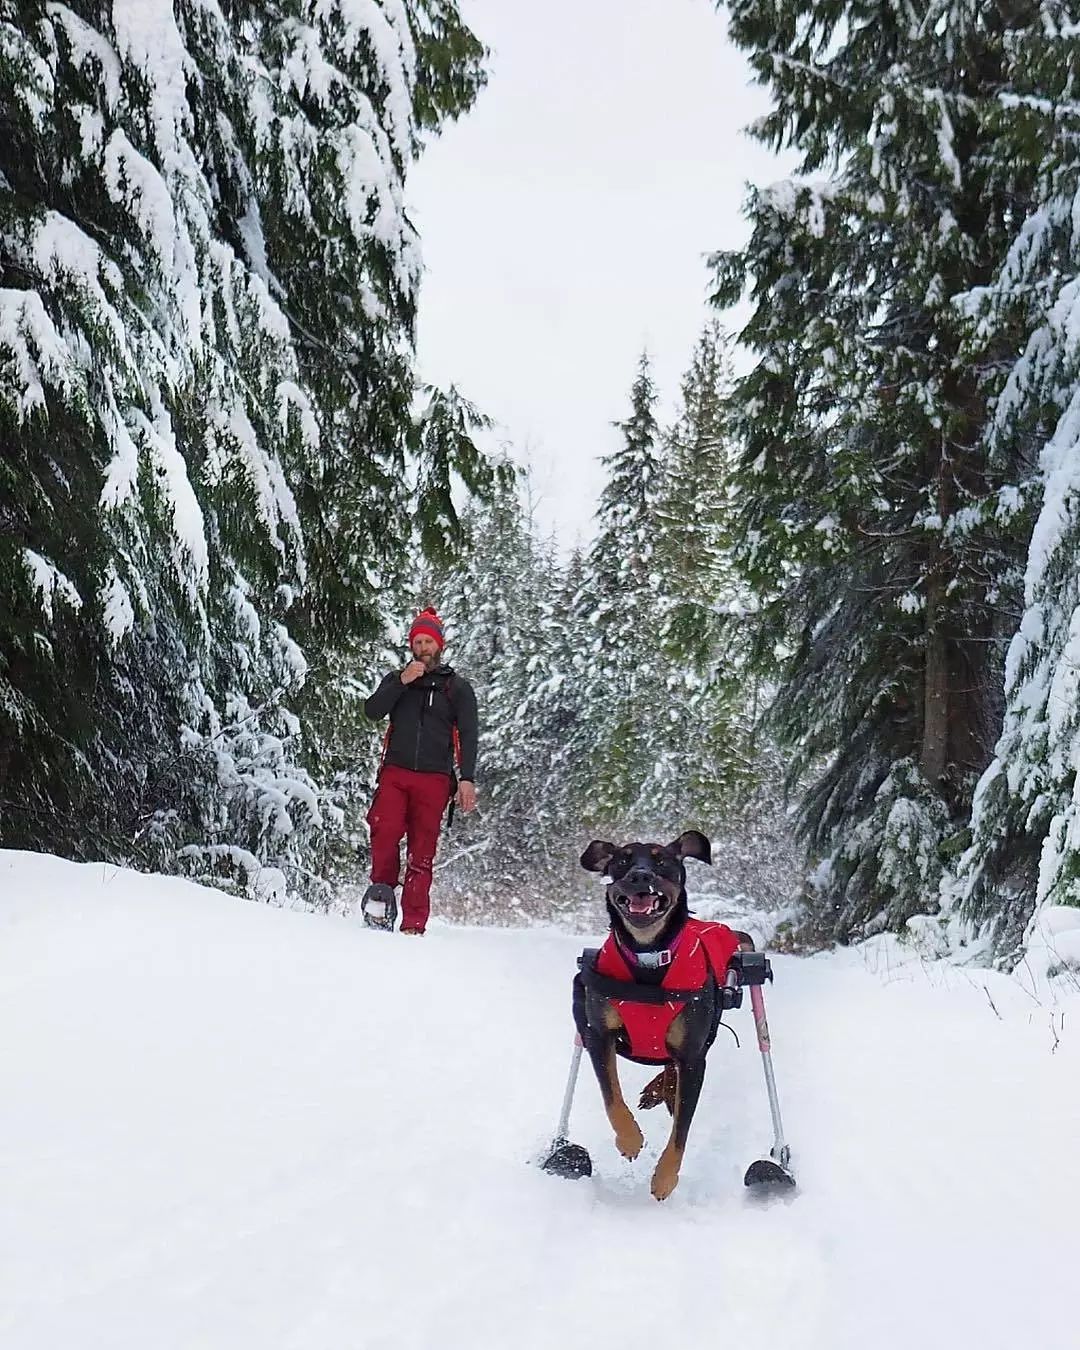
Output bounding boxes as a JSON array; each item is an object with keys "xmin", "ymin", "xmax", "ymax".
[{"xmin": 573, "ymin": 830, "xmax": 751, "ymax": 1200}]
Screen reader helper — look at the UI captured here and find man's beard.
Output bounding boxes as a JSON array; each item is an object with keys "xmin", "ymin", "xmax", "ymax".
[{"xmin": 414, "ymin": 649, "xmax": 440, "ymax": 669}]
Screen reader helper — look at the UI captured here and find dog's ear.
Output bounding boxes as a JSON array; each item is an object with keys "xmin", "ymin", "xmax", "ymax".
[
  {"xmin": 580, "ymin": 840, "xmax": 618, "ymax": 873},
  {"xmin": 667, "ymin": 830, "xmax": 712, "ymax": 865}
]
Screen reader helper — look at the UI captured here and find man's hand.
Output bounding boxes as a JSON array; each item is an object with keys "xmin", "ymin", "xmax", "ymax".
[
  {"xmin": 400, "ymin": 660, "xmax": 426, "ymax": 685},
  {"xmin": 456, "ymin": 780, "xmax": 477, "ymax": 813}
]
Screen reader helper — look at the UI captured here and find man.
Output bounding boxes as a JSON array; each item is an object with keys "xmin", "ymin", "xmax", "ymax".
[{"xmin": 360, "ymin": 607, "xmax": 478, "ymax": 936}]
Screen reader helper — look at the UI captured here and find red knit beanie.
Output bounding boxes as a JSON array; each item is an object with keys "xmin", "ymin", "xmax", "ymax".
[{"xmin": 408, "ymin": 607, "xmax": 445, "ymax": 651}]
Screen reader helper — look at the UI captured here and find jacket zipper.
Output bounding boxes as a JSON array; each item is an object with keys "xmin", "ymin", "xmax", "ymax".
[{"xmin": 413, "ymin": 685, "xmax": 436, "ymax": 771}]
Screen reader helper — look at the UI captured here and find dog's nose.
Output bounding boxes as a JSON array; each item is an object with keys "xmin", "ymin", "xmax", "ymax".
[{"xmin": 624, "ymin": 867, "xmax": 654, "ymax": 886}]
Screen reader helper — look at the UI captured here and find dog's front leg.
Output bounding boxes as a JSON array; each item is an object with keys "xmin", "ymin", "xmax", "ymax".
[
  {"xmin": 650, "ymin": 1056, "xmax": 706, "ymax": 1201},
  {"xmin": 582, "ymin": 1017, "xmax": 643, "ymax": 1161},
  {"xmin": 602, "ymin": 1037, "xmax": 645, "ymax": 1159}
]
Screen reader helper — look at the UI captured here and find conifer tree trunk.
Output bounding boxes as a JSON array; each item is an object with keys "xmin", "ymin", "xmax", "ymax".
[{"xmin": 921, "ymin": 574, "xmax": 949, "ymax": 790}]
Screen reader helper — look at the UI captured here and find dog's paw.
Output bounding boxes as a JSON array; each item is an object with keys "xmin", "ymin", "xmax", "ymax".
[
  {"xmin": 650, "ymin": 1150, "xmax": 682, "ymax": 1201},
  {"xmin": 638, "ymin": 1068, "xmax": 676, "ymax": 1114},
  {"xmin": 614, "ymin": 1118, "xmax": 644, "ymax": 1161}
]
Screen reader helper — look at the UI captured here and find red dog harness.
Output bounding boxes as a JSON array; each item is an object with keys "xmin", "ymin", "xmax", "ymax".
[{"xmin": 589, "ymin": 919, "xmax": 741, "ymax": 1063}]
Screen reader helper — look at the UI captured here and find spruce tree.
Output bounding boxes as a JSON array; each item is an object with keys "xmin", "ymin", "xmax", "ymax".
[
  {"xmin": 712, "ymin": 0, "xmax": 1041, "ymax": 942},
  {"xmin": 947, "ymin": 6, "xmax": 1080, "ymax": 961},
  {"xmin": 650, "ymin": 322, "xmax": 755, "ymax": 824},
  {"xmin": 544, "ymin": 545, "xmax": 594, "ymax": 843},
  {"xmin": 0, "ymin": 1, "xmax": 489, "ymax": 896},
  {"xmin": 571, "ymin": 352, "xmax": 671, "ymax": 827},
  {"xmin": 656, "ymin": 324, "xmax": 737, "ymax": 661}
]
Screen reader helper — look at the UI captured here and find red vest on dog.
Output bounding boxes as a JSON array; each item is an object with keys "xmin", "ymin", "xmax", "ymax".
[{"xmin": 596, "ymin": 919, "xmax": 741, "ymax": 1063}]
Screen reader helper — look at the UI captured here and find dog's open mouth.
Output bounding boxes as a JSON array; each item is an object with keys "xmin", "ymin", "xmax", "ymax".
[{"xmin": 617, "ymin": 889, "xmax": 668, "ymax": 921}]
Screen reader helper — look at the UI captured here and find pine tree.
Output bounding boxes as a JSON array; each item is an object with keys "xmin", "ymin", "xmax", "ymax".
[
  {"xmin": 571, "ymin": 352, "xmax": 671, "ymax": 827},
  {"xmin": 713, "ymin": 0, "xmax": 1040, "ymax": 942},
  {"xmin": 0, "ymin": 1, "xmax": 489, "ymax": 896},
  {"xmin": 656, "ymin": 323, "xmax": 737, "ymax": 661},
  {"xmin": 543, "ymin": 545, "xmax": 594, "ymax": 844},
  {"xmin": 947, "ymin": 6, "xmax": 1080, "ymax": 962},
  {"xmin": 650, "ymin": 323, "xmax": 756, "ymax": 824}
]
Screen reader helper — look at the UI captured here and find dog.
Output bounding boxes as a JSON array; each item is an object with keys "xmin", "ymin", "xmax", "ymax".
[{"xmin": 573, "ymin": 830, "xmax": 752, "ymax": 1200}]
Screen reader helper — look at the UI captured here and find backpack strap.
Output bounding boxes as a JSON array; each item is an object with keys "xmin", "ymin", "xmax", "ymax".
[
  {"xmin": 440, "ymin": 676, "xmax": 463, "ymax": 773},
  {"xmin": 439, "ymin": 673, "xmax": 462, "ymax": 833}
]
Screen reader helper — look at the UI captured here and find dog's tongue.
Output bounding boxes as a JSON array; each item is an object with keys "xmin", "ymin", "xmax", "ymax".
[{"xmin": 627, "ymin": 895, "xmax": 655, "ymax": 914}]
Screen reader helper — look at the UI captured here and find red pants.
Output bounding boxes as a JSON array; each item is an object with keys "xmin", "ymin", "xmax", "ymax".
[{"xmin": 367, "ymin": 765, "xmax": 452, "ymax": 932}]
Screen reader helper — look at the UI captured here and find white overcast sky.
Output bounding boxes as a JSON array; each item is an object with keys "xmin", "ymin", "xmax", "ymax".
[{"xmin": 408, "ymin": 0, "xmax": 787, "ymax": 552}]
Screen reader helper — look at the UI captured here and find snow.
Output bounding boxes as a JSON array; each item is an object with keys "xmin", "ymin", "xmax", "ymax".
[
  {"xmin": 1027, "ymin": 903, "xmax": 1080, "ymax": 982},
  {"xmin": 236, "ymin": 196, "xmax": 274, "ymax": 291},
  {"xmin": 322, "ymin": 0, "xmax": 417, "ymax": 160},
  {"xmin": 276, "ymin": 379, "xmax": 320, "ymax": 451},
  {"xmin": 211, "ymin": 390, "xmax": 302, "ymax": 555},
  {"xmin": 45, "ymin": 3, "xmax": 123, "ymax": 111},
  {"xmin": 3, "ymin": 850, "xmax": 1079, "ymax": 1350},
  {"xmin": 129, "ymin": 394, "xmax": 210, "ymax": 589},
  {"xmin": 759, "ymin": 178, "xmax": 836, "ymax": 239},
  {"xmin": 21, "ymin": 549, "xmax": 82, "ymax": 621},
  {"xmin": 1, "ymin": 22, "xmax": 55, "ymax": 128},
  {"xmin": 0, "ymin": 286, "xmax": 74, "ymax": 417},
  {"xmin": 101, "ymin": 566, "xmax": 135, "ymax": 644},
  {"xmin": 101, "ymin": 124, "xmax": 203, "ymax": 359},
  {"xmin": 273, "ymin": 620, "xmax": 309, "ymax": 683},
  {"xmin": 111, "ymin": 0, "xmax": 195, "ymax": 180},
  {"xmin": 98, "ymin": 388, "xmax": 143, "ymax": 510},
  {"xmin": 929, "ymin": 87, "xmax": 962, "ymax": 189},
  {"xmin": 177, "ymin": 844, "xmax": 288, "ymax": 904},
  {"xmin": 1024, "ymin": 387, "xmax": 1080, "ymax": 607}
]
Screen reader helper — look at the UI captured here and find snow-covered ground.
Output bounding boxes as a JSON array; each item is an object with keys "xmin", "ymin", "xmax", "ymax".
[{"xmin": 3, "ymin": 850, "xmax": 1078, "ymax": 1350}]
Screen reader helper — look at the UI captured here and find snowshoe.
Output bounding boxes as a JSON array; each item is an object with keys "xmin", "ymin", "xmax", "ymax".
[{"xmin": 360, "ymin": 883, "xmax": 397, "ymax": 932}]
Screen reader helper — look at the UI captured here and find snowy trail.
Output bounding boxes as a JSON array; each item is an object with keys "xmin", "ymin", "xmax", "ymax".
[{"xmin": 3, "ymin": 852, "xmax": 1078, "ymax": 1350}]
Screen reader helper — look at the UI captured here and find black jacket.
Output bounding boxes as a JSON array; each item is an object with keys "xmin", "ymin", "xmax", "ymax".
[{"xmin": 364, "ymin": 664, "xmax": 478, "ymax": 781}]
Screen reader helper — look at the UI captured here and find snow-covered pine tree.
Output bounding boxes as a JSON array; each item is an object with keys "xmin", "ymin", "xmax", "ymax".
[
  {"xmin": 650, "ymin": 322, "xmax": 756, "ymax": 824},
  {"xmin": 712, "ymin": 0, "xmax": 1039, "ymax": 942},
  {"xmin": 543, "ymin": 544, "xmax": 594, "ymax": 844},
  {"xmin": 656, "ymin": 324, "xmax": 736, "ymax": 661},
  {"xmin": 573, "ymin": 352, "xmax": 671, "ymax": 828},
  {"xmin": 0, "ymin": 1, "xmax": 488, "ymax": 898},
  {"xmin": 947, "ymin": 6, "xmax": 1080, "ymax": 962}
]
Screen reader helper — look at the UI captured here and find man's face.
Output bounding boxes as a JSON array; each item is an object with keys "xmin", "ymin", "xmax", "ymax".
[{"xmin": 411, "ymin": 634, "xmax": 441, "ymax": 668}]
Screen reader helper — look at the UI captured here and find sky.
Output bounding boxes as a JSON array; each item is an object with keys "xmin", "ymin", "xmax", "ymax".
[{"xmin": 408, "ymin": 0, "xmax": 788, "ymax": 552}]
